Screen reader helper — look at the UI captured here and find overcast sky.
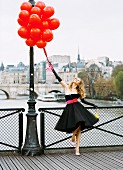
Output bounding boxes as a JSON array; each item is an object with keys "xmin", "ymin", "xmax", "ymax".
[{"xmin": 0, "ymin": 0, "xmax": 123, "ymax": 66}]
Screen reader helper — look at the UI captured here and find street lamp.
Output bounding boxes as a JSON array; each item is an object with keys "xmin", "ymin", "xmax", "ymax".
[{"xmin": 22, "ymin": 0, "xmax": 42, "ymax": 156}]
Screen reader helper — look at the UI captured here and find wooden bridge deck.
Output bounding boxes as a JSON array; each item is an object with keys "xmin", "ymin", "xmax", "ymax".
[{"xmin": 0, "ymin": 147, "xmax": 123, "ymax": 170}]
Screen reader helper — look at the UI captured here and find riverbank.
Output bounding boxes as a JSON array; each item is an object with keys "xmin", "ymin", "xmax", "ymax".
[{"xmin": 0, "ymin": 95, "xmax": 122, "ymax": 109}]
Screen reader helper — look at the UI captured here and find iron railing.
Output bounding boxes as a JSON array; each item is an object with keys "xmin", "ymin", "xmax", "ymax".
[
  {"xmin": 0, "ymin": 108, "xmax": 24, "ymax": 152},
  {"xmin": 39, "ymin": 106, "xmax": 123, "ymax": 151}
]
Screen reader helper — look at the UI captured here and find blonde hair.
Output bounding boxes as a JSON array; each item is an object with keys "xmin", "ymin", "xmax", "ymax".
[{"xmin": 69, "ymin": 79, "xmax": 86, "ymax": 98}]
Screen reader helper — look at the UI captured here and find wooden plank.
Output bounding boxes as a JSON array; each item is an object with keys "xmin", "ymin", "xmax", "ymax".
[
  {"xmin": 13, "ymin": 156, "xmax": 34, "ymax": 170},
  {"xmin": 57, "ymin": 153, "xmax": 90, "ymax": 170},
  {"xmin": 66, "ymin": 153, "xmax": 104, "ymax": 170},
  {"xmin": 108, "ymin": 150, "xmax": 123, "ymax": 160},
  {"xmin": 21, "ymin": 156, "xmax": 41, "ymax": 170},
  {"xmin": 1, "ymin": 156, "xmax": 19, "ymax": 170},
  {"xmin": 28, "ymin": 156, "xmax": 49, "ymax": 170},
  {"xmin": 85, "ymin": 152, "xmax": 114, "ymax": 169},
  {"xmin": 45, "ymin": 153, "xmax": 72, "ymax": 170},
  {"xmin": 84, "ymin": 151, "xmax": 123, "ymax": 169},
  {"xmin": 0, "ymin": 149, "xmax": 123, "ymax": 170},
  {"xmin": 82, "ymin": 153, "xmax": 113, "ymax": 170},
  {"xmin": 62, "ymin": 153, "xmax": 101, "ymax": 170},
  {"xmin": 0, "ymin": 157, "xmax": 11, "ymax": 170},
  {"xmin": 8, "ymin": 156, "xmax": 26, "ymax": 170},
  {"xmin": 94, "ymin": 151, "xmax": 123, "ymax": 168},
  {"xmin": 35, "ymin": 155, "xmax": 57, "ymax": 170},
  {"xmin": 51, "ymin": 153, "xmax": 82, "ymax": 170}
]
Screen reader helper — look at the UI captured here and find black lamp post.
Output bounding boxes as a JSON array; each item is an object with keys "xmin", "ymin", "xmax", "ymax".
[{"xmin": 22, "ymin": 0, "xmax": 42, "ymax": 156}]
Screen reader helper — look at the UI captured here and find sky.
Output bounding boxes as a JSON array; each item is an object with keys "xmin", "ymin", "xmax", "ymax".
[{"xmin": 0, "ymin": 0, "xmax": 123, "ymax": 66}]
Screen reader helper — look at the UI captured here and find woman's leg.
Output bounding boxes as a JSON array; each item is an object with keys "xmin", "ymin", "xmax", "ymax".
[
  {"xmin": 71, "ymin": 126, "xmax": 80, "ymax": 142},
  {"xmin": 75, "ymin": 126, "xmax": 81, "ymax": 155}
]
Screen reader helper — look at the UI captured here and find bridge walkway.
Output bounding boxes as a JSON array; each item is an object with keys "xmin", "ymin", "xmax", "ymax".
[{"xmin": 0, "ymin": 147, "xmax": 123, "ymax": 170}]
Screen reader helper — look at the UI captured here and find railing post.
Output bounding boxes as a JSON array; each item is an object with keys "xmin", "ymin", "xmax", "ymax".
[
  {"xmin": 40, "ymin": 111, "xmax": 45, "ymax": 153},
  {"xmin": 19, "ymin": 111, "xmax": 23, "ymax": 153}
]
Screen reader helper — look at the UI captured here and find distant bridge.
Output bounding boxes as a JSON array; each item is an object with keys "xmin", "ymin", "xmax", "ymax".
[{"xmin": 0, "ymin": 84, "xmax": 64, "ymax": 99}]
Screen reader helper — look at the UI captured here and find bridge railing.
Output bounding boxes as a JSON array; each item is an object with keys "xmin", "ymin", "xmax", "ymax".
[
  {"xmin": 0, "ymin": 108, "xmax": 24, "ymax": 153},
  {"xmin": 39, "ymin": 106, "xmax": 123, "ymax": 152}
]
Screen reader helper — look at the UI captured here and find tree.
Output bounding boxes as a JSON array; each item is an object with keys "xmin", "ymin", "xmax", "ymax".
[
  {"xmin": 115, "ymin": 71, "xmax": 123, "ymax": 98},
  {"xmin": 112, "ymin": 64, "xmax": 123, "ymax": 77},
  {"xmin": 78, "ymin": 70, "xmax": 88, "ymax": 86},
  {"xmin": 94, "ymin": 77, "xmax": 115, "ymax": 99},
  {"xmin": 78, "ymin": 70, "xmax": 91, "ymax": 96}
]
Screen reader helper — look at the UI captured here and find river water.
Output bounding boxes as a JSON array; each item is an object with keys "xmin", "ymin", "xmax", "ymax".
[{"xmin": 0, "ymin": 93, "xmax": 118, "ymax": 109}]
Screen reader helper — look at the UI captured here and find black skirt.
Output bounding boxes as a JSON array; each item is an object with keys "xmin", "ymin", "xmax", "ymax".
[{"xmin": 54, "ymin": 102, "xmax": 99, "ymax": 133}]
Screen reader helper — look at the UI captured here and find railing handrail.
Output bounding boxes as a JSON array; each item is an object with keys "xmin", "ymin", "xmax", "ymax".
[
  {"xmin": 39, "ymin": 106, "xmax": 123, "ymax": 151},
  {"xmin": 0, "ymin": 108, "xmax": 25, "ymax": 111},
  {"xmin": 39, "ymin": 105, "xmax": 123, "ymax": 111}
]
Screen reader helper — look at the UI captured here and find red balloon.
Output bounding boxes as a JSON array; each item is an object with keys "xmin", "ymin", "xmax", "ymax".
[
  {"xmin": 17, "ymin": 18, "xmax": 28, "ymax": 27},
  {"xmin": 29, "ymin": 14, "xmax": 41, "ymax": 27},
  {"xmin": 17, "ymin": 1, "xmax": 60, "ymax": 48},
  {"xmin": 26, "ymin": 38, "xmax": 36, "ymax": 46},
  {"xmin": 45, "ymin": 34, "xmax": 53, "ymax": 42},
  {"xmin": 48, "ymin": 18, "xmax": 60, "ymax": 30},
  {"xmin": 41, "ymin": 20, "xmax": 49, "ymax": 30},
  {"xmin": 42, "ymin": 29, "xmax": 53, "ymax": 42},
  {"xmin": 27, "ymin": 24, "xmax": 32, "ymax": 31},
  {"xmin": 35, "ymin": 1, "xmax": 46, "ymax": 10},
  {"xmin": 30, "ymin": 28, "xmax": 41, "ymax": 40},
  {"xmin": 20, "ymin": 2, "xmax": 32, "ymax": 12},
  {"xmin": 18, "ymin": 26, "xmax": 30, "ymax": 39},
  {"xmin": 36, "ymin": 39, "xmax": 47, "ymax": 48},
  {"xmin": 43, "ymin": 6, "xmax": 55, "ymax": 18},
  {"xmin": 19, "ymin": 10, "xmax": 30, "ymax": 21},
  {"xmin": 31, "ymin": 7, "xmax": 41, "ymax": 16}
]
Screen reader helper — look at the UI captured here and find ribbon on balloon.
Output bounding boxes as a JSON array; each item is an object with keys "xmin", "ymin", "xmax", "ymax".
[
  {"xmin": 43, "ymin": 48, "xmax": 50, "ymax": 63},
  {"xmin": 43, "ymin": 48, "xmax": 53, "ymax": 71},
  {"xmin": 17, "ymin": 1, "xmax": 60, "ymax": 49}
]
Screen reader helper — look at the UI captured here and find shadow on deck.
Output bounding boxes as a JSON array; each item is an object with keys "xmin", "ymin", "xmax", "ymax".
[{"xmin": 0, "ymin": 147, "xmax": 123, "ymax": 170}]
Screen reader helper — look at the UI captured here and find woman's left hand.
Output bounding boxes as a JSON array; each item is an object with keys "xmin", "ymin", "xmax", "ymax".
[{"xmin": 93, "ymin": 104, "xmax": 98, "ymax": 108}]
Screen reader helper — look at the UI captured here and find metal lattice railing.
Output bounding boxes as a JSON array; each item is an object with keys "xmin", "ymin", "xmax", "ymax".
[
  {"xmin": 0, "ymin": 108, "xmax": 24, "ymax": 152},
  {"xmin": 39, "ymin": 106, "xmax": 123, "ymax": 150}
]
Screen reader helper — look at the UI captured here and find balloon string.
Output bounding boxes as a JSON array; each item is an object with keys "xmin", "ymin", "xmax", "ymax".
[
  {"xmin": 43, "ymin": 48, "xmax": 50, "ymax": 64},
  {"xmin": 43, "ymin": 48, "xmax": 53, "ymax": 71}
]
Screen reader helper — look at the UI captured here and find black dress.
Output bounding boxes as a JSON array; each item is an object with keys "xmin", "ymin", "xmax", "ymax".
[{"xmin": 54, "ymin": 94, "xmax": 99, "ymax": 133}]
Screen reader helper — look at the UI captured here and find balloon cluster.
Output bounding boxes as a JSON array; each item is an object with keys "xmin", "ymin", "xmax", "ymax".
[{"xmin": 17, "ymin": 1, "xmax": 60, "ymax": 48}]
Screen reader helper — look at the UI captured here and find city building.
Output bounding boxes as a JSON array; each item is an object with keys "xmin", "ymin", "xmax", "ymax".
[
  {"xmin": 46, "ymin": 55, "xmax": 71, "ymax": 84},
  {"xmin": 0, "ymin": 62, "xmax": 4, "ymax": 71},
  {"xmin": 0, "ymin": 62, "xmax": 28, "ymax": 84},
  {"xmin": 85, "ymin": 56, "xmax": 113, "ymax": 79},
  {"xmin": 36, "ymin": 61, "xmax": 46, "ymax": 83},
  {"xmin": 76, "ymin": 49, "xmax": 85, "ymax": 72},
  {"xmin": 0, "ymin": 55, "xmax": 123, "ymax": 86}
]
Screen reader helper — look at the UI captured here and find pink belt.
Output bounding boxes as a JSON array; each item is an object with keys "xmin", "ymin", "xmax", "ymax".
[{"xmin": 66, "ymin": 98, "xmax": 78, "ymax": 104}]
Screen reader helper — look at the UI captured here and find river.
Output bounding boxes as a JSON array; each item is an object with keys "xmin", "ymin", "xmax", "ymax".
[{"xmin": 0, "ymin": 93, "xmax": 118, "ymax": 110}]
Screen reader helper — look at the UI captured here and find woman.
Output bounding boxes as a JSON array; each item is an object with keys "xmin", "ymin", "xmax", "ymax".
[{"xmin": 49, "ymin": 63, "xmax": 99, "ymax": 155}]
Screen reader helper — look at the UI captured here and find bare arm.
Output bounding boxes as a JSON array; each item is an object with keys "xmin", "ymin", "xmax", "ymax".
[{"xmin": 60, "ymin": 80, "xmax": 68, "ymax": 88}]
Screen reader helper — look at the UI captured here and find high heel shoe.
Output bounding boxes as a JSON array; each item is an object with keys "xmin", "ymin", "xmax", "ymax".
[
  {"xmin": 70, "ymin": 141, "xmax": 76, "ymax": 147},
  {"xmin": 75, "ymin": 152, "xmax": 80, "ymax": 156}
]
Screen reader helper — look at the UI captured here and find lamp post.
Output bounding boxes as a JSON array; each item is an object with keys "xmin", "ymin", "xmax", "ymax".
[{"xmin": 22, "ymin": 0, "xmax": 42, "ymax": 156}]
